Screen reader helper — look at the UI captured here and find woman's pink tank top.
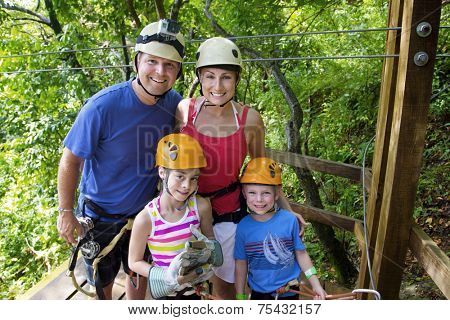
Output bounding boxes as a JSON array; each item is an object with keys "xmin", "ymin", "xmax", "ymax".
[{"xmin": 181, "ymin": 98, "xmax": 248, "ymax": 215}]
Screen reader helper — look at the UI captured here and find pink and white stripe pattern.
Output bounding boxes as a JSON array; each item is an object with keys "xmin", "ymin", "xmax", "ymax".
[{"xmin": 147, "ymin": 195, "xmax": 201, "ymax": 268}]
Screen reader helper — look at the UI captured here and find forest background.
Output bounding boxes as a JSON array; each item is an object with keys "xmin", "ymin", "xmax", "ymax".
[{"xmin": 0, "ymin": 0, "xmax": 448, "ymax": 300}]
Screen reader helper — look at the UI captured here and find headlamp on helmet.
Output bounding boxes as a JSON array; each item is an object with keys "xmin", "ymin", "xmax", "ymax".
[
  {"xmin": 158, "ymin": 19, "xmax": 181, "ymax": 39},
  {"xmin": 135, "ymin": 19, "xmax": 185, "ymax": 62}
]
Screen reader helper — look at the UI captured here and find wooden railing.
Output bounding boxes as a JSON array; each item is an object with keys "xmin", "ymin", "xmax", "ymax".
[
  {"xmin": 20, "ymin": 149, "xmax": 448, "ymax": 300},
  {"xmin": 269, "ymin": 149, "xmax": 449, "ymax": 299}
]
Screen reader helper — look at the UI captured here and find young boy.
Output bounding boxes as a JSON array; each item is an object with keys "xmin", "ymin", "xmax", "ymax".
[
  {"xmin": 129, "ymin": 133, "xmax": 222, "ymax": 299},
  {"xmin": 234, "ymin": 157, "xmax": 326, "ymax": 300}
]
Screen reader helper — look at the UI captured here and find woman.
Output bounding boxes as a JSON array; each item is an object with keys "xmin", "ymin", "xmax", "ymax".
[{"xmin": 176, "ymin": 37, "xmax": 305, "ymax": 299}]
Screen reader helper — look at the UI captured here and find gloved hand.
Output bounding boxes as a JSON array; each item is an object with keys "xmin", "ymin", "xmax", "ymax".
[
  {"xmin": 184, "ymin": 225, "xmax": 223, "ymax": 268},
  {"xmin": 189, "ymin": 264, "xmax": 214, "ymax": 286},
  {"xmin": 178, "ymin": 249, "xmax": 211, "ymax": 275},
  {"xmin": 148, "ymin": 251, "xmax": 184, "ymax": 299},
  {"xmin": 148, "ymin": 251, "xmax": 215, "ymax": 299}
]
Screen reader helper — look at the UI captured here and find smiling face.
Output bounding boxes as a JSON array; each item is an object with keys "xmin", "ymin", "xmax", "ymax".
[
  {"xmin": 198, "ymin": 67, "xmax": 238, "ymax": 105},
  {"xmin": 136, "ymin": 53, "xmax": 180, "ymax": 97},
  {"xmin": 159, "ymin": 167, "xmax": 200, "ymax": 202},
  {"xmin": 242, "ymin": 184, "xmax": 280, "ymax": 216}
]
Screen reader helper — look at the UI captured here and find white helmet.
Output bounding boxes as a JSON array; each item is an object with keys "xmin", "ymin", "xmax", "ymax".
[
  {"xmin": 195, "ymin": 37, "xmax": 242, "ymax": 72},
  {"xmin": 135, "ymin": 20, "xmax": 185, "ymax": 63}
]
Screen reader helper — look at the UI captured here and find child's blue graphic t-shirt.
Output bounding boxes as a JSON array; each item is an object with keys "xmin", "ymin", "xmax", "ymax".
[{"xmin": 234, "ymin": 209, "xmax": 305, "ymax": 293}]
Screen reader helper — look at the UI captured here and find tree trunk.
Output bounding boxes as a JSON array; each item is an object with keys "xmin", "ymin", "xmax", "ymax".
[
  {"xmin": 154, "ymin": 0, "xmax": 166, "ymax": 19},
  {"xmin": 121, "ymin": 34, "xmax": 132, "ymax": 81},
  {"xmin": 123, "ymin": 0, "xmax": 141, "ymax": 28},
  {"xmin": 275, "ymin": 64, "xmax": 357, "ymax": 285}
]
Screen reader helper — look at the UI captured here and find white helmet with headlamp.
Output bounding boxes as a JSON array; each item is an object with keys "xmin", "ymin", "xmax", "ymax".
[{"xmin": 134, "ymin": 19, "xmax": 185, "ymax": 99}]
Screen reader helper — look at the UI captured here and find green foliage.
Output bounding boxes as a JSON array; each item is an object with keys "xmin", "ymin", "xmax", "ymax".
[{"xmin": 0, "ymin": 0, "xmax": 447, "ymax": 298}]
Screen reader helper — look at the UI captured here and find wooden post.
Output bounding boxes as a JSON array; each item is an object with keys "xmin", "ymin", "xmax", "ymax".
[
  {"xmin": 357, "ymin": 0, "xmax": 404, "ymax": 294},
  {"xmin": 361, "ymin": 0, "xmax": 441, "ymax": 299}
]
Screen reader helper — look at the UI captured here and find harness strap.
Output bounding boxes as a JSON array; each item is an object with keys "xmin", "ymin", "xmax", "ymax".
[
  {"xmin": 198, "ymin": 181, "xmax": 240, "ymax": 199},
  {"xmin": 92, "ymin": 219, "xmax": 134, "ymax": 299},
  {"xmin": 67, "ymin": 239, "xmax": 97, "ymax": 298},
  {"xmin": 83, "ymin": 198, "xmax": 126, "ymax": 221}
]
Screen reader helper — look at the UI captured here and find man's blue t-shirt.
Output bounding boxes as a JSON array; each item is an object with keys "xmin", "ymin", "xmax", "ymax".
[
  {"xmin": 234, "ymin": 209, "xmax": 305, "ymax": 293},
  {"xmin": 64, "ymin": 79, "xmax": 181, "ymax": 218}
]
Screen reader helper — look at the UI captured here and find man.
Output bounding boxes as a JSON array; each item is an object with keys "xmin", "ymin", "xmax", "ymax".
[{"xmin": 57, "ymin": 19, "xmax": 185, "ymax": 300}]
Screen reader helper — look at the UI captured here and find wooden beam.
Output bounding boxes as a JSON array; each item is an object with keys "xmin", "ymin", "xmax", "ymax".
[
  {"xmin": 409, "ymin": 224, "xmax": 450, "ymax": 299},
  {"xmin": 267, "ymin": 148, "xmax": 371, "ymax": 190},
  {"xmin": 289, "ymin": 202, "xmax": 359, "ymax": 232},
  {"xmin": 358, "ymin": 0, "xmax": 404, "ymax": 294},
  {"xmin": 370, "ymin": 0, "xmax": 441, "ymax": 299}
]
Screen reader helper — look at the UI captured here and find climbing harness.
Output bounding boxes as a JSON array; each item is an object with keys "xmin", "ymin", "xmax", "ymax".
[
  {"xmin": 194, "ymin": 283, "xmax": 221, "ymax": 300},
  {"xmin": 66, "ymin": 197, "xmax": 140, "ymax": 299},
  {"xmin": 67, "ymin": 217, "xmax": 135, "ymax": 298},
  {"xmin": 275, "ymin": 279, "xmax": 381, "ymax": 300}
]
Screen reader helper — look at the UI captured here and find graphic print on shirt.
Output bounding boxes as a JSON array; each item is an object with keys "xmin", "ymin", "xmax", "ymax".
[{"xmin": 263, "ymin": 233, "xmax": 294, "ymax": 269}]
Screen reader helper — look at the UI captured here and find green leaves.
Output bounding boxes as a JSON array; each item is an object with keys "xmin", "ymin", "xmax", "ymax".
[{"xmin": 0, "ymin": 0, "xmax": 447, "ymax": 298}]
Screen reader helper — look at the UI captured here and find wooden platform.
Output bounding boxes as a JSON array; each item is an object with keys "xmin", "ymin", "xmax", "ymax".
[
  {"xmin": 18, "ymin": 257, "xmax": 349, "ymax": 300},
  {"xmin": 17, "ymin": 258, "xmax": 128, "ymax": 300}
]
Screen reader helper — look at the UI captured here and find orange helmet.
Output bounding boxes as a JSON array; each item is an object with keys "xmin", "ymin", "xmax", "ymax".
[
  {"xmin": 240, "ymin": 157, "xmax": 282, "ymax": 185},
  {"xmin": 155, "ymin": 134, "xmax": 206, "ymax": 169}
]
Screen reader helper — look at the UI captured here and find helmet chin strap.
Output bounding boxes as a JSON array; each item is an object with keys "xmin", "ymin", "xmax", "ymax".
[
  {"xmin": 137, "ymin": 77, "xmax": 170, "ymax": 100},
  {"xmin": 247, "ymin": 203, "xmax": 279, "ymax": 216},
  {"xmin": 198, "ymin": 72, "xmax": 240, "ymax": 108},
  {"xmin": 201, "ymin": 96, "xmax": 234, "ymax": 108},
  {"xmin": 134, "ymin": 55, "xmax": 170, "ymax": 100},
  {"xmin": 162, "ymin": 170, "xmax": 198, "ymax": 212}
]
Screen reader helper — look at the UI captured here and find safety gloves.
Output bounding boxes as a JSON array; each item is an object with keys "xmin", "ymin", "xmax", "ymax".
[
  {"xmin": 147, "ymin": 226, "xmax": 223, "ymax": 299},
  {"xmin": 148, "ymin": 252, "xmax": 183, "ymax": 299},
  {"xmin": 179, "ymin": 225, "xmax": 223, "ymax": 276},
  {"xmin": 148, "ymin": 251, "xmax": 212, "ymax": 299}
]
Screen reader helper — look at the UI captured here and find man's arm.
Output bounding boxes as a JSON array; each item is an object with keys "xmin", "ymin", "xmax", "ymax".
[{"xmin": 57, "ymin": 147, "xmax": 83, "ymax": 245}]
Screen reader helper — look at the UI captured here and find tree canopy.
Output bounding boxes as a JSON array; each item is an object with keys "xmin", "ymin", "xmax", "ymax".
[{"xmin": 0, "ymin": 0, "xmax": 448, "ymax": 299}]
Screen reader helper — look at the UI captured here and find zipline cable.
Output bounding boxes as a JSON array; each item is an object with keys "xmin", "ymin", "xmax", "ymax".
[
  {"xmin": 1, "ymin": 54, "xmax": 448, "ymax": 75},
  {"xmin": 190, "ymin": 27, "xmax": 403, "ymax": 42},
  {"xmin": 361, "ymin": 135, "xmax": 380, "ymax": 299},
  {"xmin": 0, "ymin": 26, "xmax": 448, "ymax": 59}
]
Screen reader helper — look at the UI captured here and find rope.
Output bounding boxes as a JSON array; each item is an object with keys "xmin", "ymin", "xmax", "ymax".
[
  {"xmin": 275, "ymin": 280, "xmax": 382, "ymax": 300},
  {"xmin": 194, "ymin": 283, "xmax": 220, "ymax": 300},
  {"xmin": 0, "ymin": 45, "xmax": 131, "ymax": 59}
]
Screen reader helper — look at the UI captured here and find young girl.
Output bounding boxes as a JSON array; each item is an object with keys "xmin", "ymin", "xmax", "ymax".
[
  {"xmin": 234, "ymin": 157, "xmax": 326, "ymax": 300},
  {"xmin": 128, "ymin": 133, "xmax": 219, "ymax": 299}
]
